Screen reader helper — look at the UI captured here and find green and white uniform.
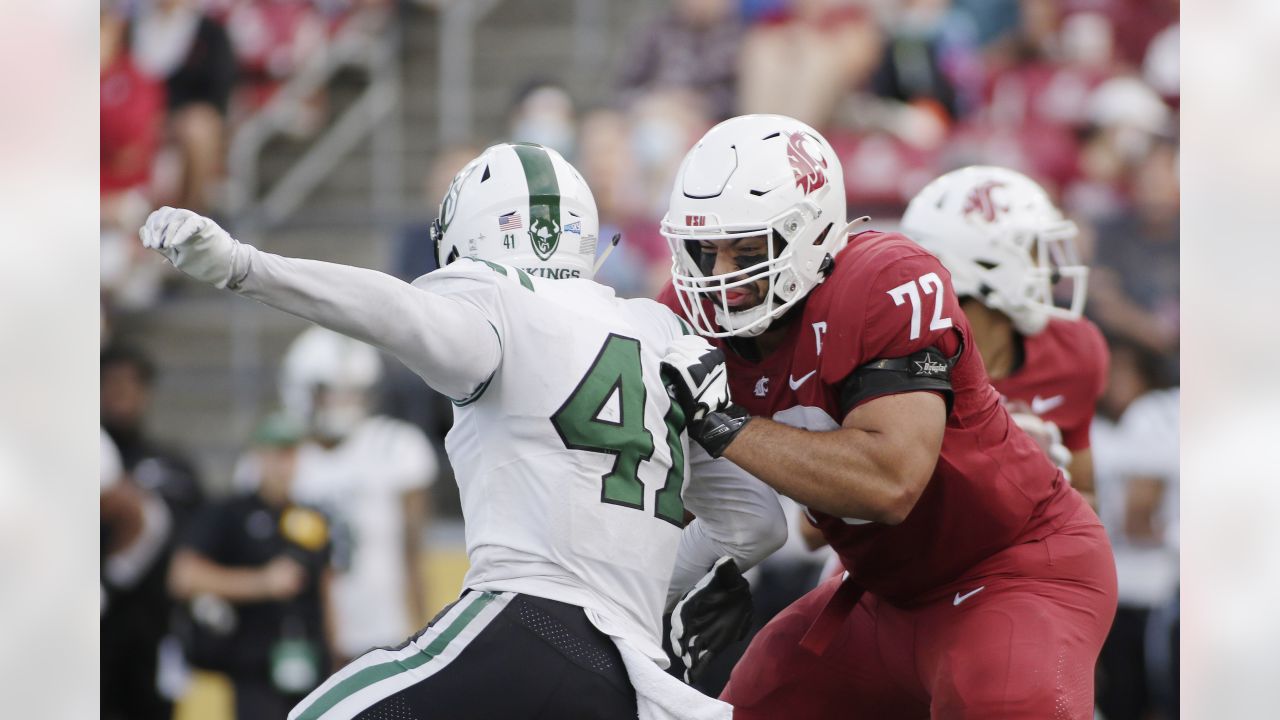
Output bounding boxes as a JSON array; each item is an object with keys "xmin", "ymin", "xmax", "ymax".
[
  {"xmin": 148, "ymin": 142, "xmax": 787, "ymax": 719},
  {"xmin": 418, "ymin": 259, "xmax": 704, "ymax": 661}
]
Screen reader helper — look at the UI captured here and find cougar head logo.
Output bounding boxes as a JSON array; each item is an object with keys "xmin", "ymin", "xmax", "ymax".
[
  {"xmin": 786, "ymin": 131, "xmax": 829, "ymax": 195},
  {"xmin": 962, "ymin": 181, "xmax": 1009, "ymax": 223}
]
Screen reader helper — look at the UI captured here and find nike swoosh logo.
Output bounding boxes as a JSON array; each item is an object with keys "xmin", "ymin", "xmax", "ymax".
[
  {"xmin": 953, "ymin": 586, "xmax": 985, "ymax": 606},
  {"xmin": 1030, "ymin": 395, "xmax": 1065, "ymax": 414},
  {"xmin": 788, "ymin": 370, "xmax": 817, "ymax": 390}
]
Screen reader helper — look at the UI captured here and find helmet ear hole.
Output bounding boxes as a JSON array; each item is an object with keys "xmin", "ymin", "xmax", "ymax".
[{"xmin": 811, "ymin": 223, "xmax": 833, "ymax": 246}]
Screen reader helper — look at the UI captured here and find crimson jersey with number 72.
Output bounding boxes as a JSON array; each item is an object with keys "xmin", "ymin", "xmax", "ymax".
[{"xmin": 659, "ymin": 230, "xmax": 1081, "ymax": 602}]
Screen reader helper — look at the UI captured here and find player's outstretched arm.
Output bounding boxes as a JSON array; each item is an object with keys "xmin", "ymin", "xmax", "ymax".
[
  {"xmin": 663, "ymin": 336, "xmax": 944, "ymax": 525},
  {"xmin": 140, "ymin": 207, "xmax": 500, "ymax": 400}
]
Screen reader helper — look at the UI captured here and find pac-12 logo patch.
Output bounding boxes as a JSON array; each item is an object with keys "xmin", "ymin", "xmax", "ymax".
[{"xmin": 786, "ymin": 131, "xmax": 828, "ymax": 195}]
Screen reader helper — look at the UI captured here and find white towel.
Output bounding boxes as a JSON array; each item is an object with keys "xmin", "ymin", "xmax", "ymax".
[{"xmin": 611, "ymin": 636, "xmax": 733, "ymax": 720}]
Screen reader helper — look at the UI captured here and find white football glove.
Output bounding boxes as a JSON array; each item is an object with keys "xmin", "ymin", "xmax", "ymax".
[
  {"xmin": 139, "ymin": 207, "xmax": 245, "ymax": 289},
  {"xmin": 660, "ymin": 335, "xmax": 751, "ymax": 458},
  {"xmin": 660, "ymin": 335, "xmax": 733, "ymax": 422},
  {"xmin": 1010, "ymin": 412, "xmax": 1072, "ymax": 470}
]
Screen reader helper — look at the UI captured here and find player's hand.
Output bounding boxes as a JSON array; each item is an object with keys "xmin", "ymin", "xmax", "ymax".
[
  {"xmin": 665, "ymin": 557, "xmax": 753, "ymax": 685},
  {"xmin": 661, "ymin": 336, "xmax": 751, "ymax": 457},
  {"xmin": 259, "ymin": 556, "xmax": 306, "ymax": 600},
  {"xmin": 140, "ymin": 206, "xmax": 244, "ymax": 289},
  {"xmin": 1010, "ymin": 412, "xmax": 1072, "ymax": 469},
  {"xmin": 661, "ymin": 335, "xmax": 732, "ymax": 421}
]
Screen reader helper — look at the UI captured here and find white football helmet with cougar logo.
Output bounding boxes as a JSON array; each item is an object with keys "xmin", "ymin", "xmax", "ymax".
[
  {"xmin": 901, "ymin": 166, "xmax": 1087, "ymax": 335},
  {"xmin": 662, "ymin": 115, "xmax": 866, "ymax": 337},
  {"xmin": 431, "ymin": 142, "xmax": 600, "ymax": 280}
]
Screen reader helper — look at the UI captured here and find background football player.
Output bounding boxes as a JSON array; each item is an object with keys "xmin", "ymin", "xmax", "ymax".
[
  {"xmin": 140, "ymin": 142, "xmax": 785, "ymax": 719},
  {"xmin": 659, "ymin": 114, "xmax": 1118, "ymax": 719},
  {"xmin": 901, "ymin": 165, "xmax": 1107, "ymax": 505},
  {"xmin": 279, "ymin": 325, "xmax": 438, "ymax": 666}
]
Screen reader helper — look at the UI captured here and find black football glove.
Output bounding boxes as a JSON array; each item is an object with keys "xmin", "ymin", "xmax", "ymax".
[
  {"xmin": 661, "ymin": 336, "xmax": 751, "ymax": 458},
  {"xmin": 664, "ymin": 556, "xmax": 753, "ymax": 684}
]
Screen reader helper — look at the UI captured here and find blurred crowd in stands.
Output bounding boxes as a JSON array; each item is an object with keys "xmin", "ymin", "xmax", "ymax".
[
  {"xmin": 101, "ymin": 0, "xmax": 391, "ymax": 314},
  {"xmin": 102, "ymin": 1, "xmax": 1180, "ymax": 718}
]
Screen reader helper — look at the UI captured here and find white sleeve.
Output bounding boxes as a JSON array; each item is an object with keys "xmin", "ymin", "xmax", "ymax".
[
  {"xmin": 233, "ymin": 246, "xmax": 502, "ymax": 401},
  {"xmin": 666, "ymin": 444, "xmax": 788, "ymax": 608}
]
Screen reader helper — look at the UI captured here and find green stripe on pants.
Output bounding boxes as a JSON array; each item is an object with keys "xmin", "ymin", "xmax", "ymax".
[{"xmin": 293, "ymin": 592, "xmax": 498, "ymax": 720}]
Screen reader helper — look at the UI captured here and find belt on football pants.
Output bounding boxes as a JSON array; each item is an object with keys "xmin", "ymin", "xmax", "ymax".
[{"xmin": 799, "ymin": 573, "xmax": 865, "ymax": 656}]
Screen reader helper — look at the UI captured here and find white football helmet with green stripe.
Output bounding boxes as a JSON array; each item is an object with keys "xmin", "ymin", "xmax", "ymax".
[{"xmin": 431, "ymin": 143, "xmax": 600, "ymax": 280}]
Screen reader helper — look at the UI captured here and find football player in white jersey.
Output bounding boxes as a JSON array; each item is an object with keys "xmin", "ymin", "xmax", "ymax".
[
  {"xmin": 280, "ymin": 326, "xmax": 438, "ymax": 665},
  {"xmin": 141, "ymin": 142, "xmax": 785, "ymax": 720}
]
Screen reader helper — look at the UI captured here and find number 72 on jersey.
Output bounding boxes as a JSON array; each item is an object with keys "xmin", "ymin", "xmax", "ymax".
[{"xmin": 887, "ymin": 272, "xmax": 953, "ymax": 341}]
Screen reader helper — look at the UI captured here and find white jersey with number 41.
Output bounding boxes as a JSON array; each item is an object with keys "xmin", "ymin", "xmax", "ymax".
[{"xmin": 416, "ymin": 258, "xmax": 693, "ymax": 661}]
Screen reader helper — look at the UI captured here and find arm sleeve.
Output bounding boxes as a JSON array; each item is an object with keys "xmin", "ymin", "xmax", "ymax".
[
  {"xmin": 234, "ymin": 247, "xmax": 502, "ymax": 402},
  {"xmin": 667, "ymin": 444, "xmax": 788, "ymax": 607}
]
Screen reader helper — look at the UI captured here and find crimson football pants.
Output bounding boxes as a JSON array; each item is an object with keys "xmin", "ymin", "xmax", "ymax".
[{"xmin": 721, "ymin": 505, "xmax": 1118, "ymax": 719}]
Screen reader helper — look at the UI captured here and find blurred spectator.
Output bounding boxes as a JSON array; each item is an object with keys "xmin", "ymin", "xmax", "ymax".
[
  {"xmin": 101, "ymin": 2, "xmax": 169, "ymax": 311},
  {"xmin": 131, "ymin": 0, "xmax": 236, "ymax": 213},
  {"xmin": 507, "ymin": 79, "xmax": 577, "ymax": 160},
  {"xmin": 280, "ymin": 327, "xmax": 438, "ymax": 663},
  {"xmin": 101, "ymin": 343, "xmax": 204, "ymax": 718},
  {"xmin": 868, "ymin": 0, "xmax": 978, "ymax": 121},
  {"xmin": 831, "ymin": 130, "xmax": 941, "ymax": 214},
  {"xmin": 573, "ymin": 108, "xmax": 652, "ymax": 298},
  {"xmin": 617, "ymin": 0, "xmax": 744, "ymax": 120},
  {"xmin": 1066, "ymin": 74, "xmax": 1175, "ymax": 222},
  {"xmin": 980, "ymin": 3, "xmax": 1115, "ymax": 131},
  {"xmin": 951, "ymin": 0, "xmax": 1020, "ymax": 47},
  {"xmin": 1088, "ymin": 138, "xmax": 1179, "ymax": 366},
  {"xmin": 1143, "ymin": 20, "xmax": 1178, "ymax": 106},
  {"xmin": 1075, "ymin": 0, "xmax": 1178, "ymax": 72},
  {"xmin": 101, "ymin": 344, "xmax": 205, "ymax": 521},
  {"xmin": 1092, "ymin": 339, "xmax": 1180, "ymax": 720},
  {"xmin": 102, "ymin": 4, "xmax": 165, "ymax": 208},
  {"xmin": 101, "ymin": 429, "xmax": 175, "ymax": 720},
  {"xmin": 226, "ymin": 0, "xmax": 329, "ymax": 134},
  {"xmin": 738, "ymin": 0, "xmax": 883, "ymax": 129},
  {"xmin": 618, "ymin": 89, "xmax": 714, "ymax": 296},
  {"xmin": 170, "ymin": 412, "xmax": 334, "ymax": 719}
]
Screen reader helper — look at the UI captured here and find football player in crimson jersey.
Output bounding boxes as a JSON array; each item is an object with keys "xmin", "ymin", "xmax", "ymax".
[
  {"xmin": 657, "ymin": 115, "xmax": 1117, "ymax": 719},
  {"xmin": 901, "ymin": 166, "xmax": 1108, "ymax": 504}
]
